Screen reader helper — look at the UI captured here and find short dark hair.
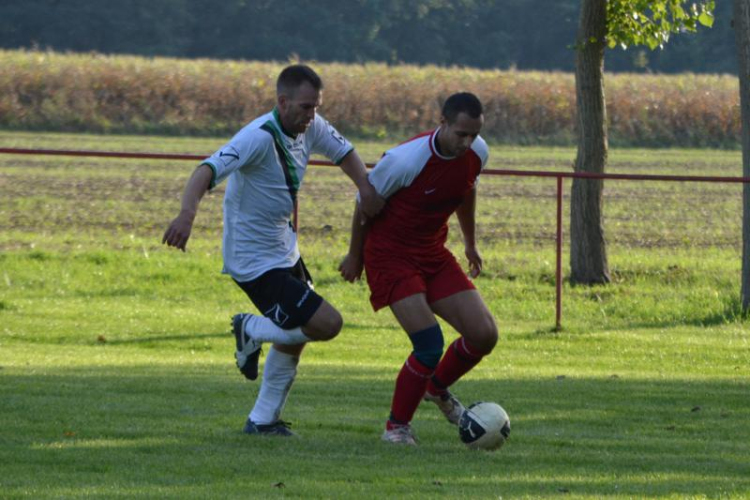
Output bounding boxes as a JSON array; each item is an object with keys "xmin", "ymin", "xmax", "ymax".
[
  {"xmin": 442, "ymin": 92, "xmax": 483, "ymax": 123},
  {"xmin": 277, "ymin": 64, "xmax": 323, "ymax": 96}
]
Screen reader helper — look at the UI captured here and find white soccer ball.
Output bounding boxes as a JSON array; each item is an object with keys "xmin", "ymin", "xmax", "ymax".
[{"xmin": 458, "ymin": 401, "xmax": 510, "ymax": 450}]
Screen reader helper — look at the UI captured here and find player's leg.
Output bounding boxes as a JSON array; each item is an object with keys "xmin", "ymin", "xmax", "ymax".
[
  {"xmin": 241, "ymin": 257, "xmax": 341, "ymax": 342},
  {"xmin": 431, "ymin": 290, "xmax": 498, "ymax": 354},
  {"xmin": 299, "ymin": 299, "xmax": 343, "ymax": 341},
  {"xmin": 244, "ymin": 343, "xmax": 305, "ymax": 436},
  {"xmin": 382, "ymin": 293, "xmax": 445, "ymax": 445},
  {"xmin": 233, "ymin": 264, "xmax": 323, "ymax": 344},
  {"xmin": 232, "ymin": 259, "xmax": 338, "ymax": 380},
  {"xmin": 421, "ymin": 256, "xmax": 498, "ymax": 424},
  {"xmin": 244, "ymin": 303, "xmax": 343, "ymax": 436},
  {"xmin": 235, "ymin": 297, "xmax": 341, "ymax": 344},
  {"xmin": 427, "ymin": 289, "xmax": 498, "ymax": 403},
  {"xmin": 243, "ymin": 301, "xmax": 343, "ymax": 426},
  {"xmin": 240, "ymin": 259, "xmax": 343, "ymax": 436},
  {"xmin": 364, "ymin": 256, "xmax": 445, "ymax": 444},
  {"xmin": 294, "ymin": 256, "xmax": 343, "ymax": 340}
]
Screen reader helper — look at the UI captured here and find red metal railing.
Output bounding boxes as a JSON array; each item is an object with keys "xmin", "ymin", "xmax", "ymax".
[
  {"xmin": 479, "ymin": 168, "xmax": 750, "ymax": 330},
  {"xmin": 2, "ymin": 147, "xmax": 749, "ymax": 329}
]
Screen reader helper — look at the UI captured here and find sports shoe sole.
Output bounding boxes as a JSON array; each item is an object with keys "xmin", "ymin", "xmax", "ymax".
[
  {"xmin": 243, "ymin": 419, "xmax": 296, "ymax": 437},
  {"xmin": 231, "ymin": 314, "xmax": 262, "ymax": 380}
]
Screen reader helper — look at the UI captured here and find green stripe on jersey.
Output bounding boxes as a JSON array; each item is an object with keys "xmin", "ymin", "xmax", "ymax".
[{"xmin": 260, "ymin": 120, "xmax": 300, "ymax": 201}]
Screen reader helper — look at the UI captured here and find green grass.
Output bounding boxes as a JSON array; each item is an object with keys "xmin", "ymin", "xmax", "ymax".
[{"xmin": 0, "ymin": 131, "xmax": 748, "ymax": 499}]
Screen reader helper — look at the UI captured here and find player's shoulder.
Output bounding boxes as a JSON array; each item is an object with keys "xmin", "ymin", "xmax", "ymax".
[
  {"xmin": 368, "ymin": 131, "xmax": 435, "ymax": 198},
  {"xmin": 470, "ymin": 135, "xmax": 489, "ymax": 165},
  {"xmin": 232, "ymin": 112, "xmax": 277, "ymax": 144},
  {"xmin": 311, "ymin": 113, "xmax": 329, "ymax": 127},
  {"xmin": 307, "ymin": 113, "xmax": 337, "ymax": 137},
  {"xmin": 245, "ymin": 111, "xmax": 276, "ymax": 134},
  {"xmin": 385, "ymin": 130, "xmax": 433, "ymax": 160}
]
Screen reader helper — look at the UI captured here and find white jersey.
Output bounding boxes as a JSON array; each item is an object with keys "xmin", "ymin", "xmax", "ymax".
[{"xmin": 202, "ymin": 108, "xmax": 353, "ymax": 282}]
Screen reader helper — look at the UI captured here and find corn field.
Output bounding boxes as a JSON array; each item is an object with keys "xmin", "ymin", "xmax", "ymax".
[{"xmin": 0, "ymin": 49, "xmax": 739, "ymax": 147}]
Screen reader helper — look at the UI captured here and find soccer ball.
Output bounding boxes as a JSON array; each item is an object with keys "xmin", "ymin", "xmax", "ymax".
[{"xmin": 458, "ymin": 401, "xmax": 510, "ymax": 450}]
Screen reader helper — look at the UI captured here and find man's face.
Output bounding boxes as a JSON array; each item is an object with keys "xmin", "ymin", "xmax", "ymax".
[
  {"xmin": 438, "ymin": 112, "xmax": 483, "ymax": 157},
  {"xmin": 277, "ymin": 81, "xmax": 322, "ymax": 135}
]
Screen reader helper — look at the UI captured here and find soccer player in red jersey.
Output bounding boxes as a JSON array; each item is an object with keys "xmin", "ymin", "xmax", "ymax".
[{"xmin": 339, "ymin": 92, "xmax": 498, "ymax": 445}]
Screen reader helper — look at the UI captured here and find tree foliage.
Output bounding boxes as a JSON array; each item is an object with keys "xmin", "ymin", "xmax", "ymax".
[{"xmin": 607, "ymin": 0, "xmax": 715, "ymax": 50}]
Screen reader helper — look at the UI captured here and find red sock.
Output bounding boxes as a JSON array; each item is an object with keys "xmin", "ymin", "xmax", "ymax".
[
  {"xmin": 388, "ymin": 354, "xmax": 433, "ymax": 425},
  {"xmin": 427, "ymin": 338, "xmax": 485, "ymax": 396}
]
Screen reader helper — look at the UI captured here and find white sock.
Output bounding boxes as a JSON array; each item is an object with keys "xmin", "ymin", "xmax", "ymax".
[
  {"xmin": 244, "ymin": 314, "xmax": 311, "ymax": 344},
  {"xmin": 249, "ymin": 347, "xmax": 299, "ymax": 425}
]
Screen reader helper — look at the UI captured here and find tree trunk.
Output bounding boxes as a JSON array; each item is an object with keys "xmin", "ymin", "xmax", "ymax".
[
  {"xmin": 571, "ymin": 0, "xmax": 611, "ymax": 285},
  {"xmin": 735, "ymin": 0, "xmax": 750, "ymax": 311}
]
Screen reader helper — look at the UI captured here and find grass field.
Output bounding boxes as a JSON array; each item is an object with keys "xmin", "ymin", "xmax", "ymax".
[{"xmin": 1, "ymin": 130, "xmax": 749, "ymax": 499}]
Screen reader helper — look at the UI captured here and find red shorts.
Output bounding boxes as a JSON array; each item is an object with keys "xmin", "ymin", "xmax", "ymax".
[{"xmin": 364, "ymin": 247, "xmax": 475, "ymax": 311}]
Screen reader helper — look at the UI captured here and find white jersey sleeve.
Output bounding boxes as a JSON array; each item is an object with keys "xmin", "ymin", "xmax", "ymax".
[
  {"xmin": 310, "ymin": 114, "xmax": 354, "ymax": 165},
  {"xmin": 470, "ymin": 135, "xmax": 489, "ymax": 187},
  {"xmin": 201, "ymin": 128, "xmax": 272, "ymax": 189},
  {"xmin": 471, "ymin": 135, "xmax": 489, "ymax": 170},
  {"xmin": 367, "ymin": 137, "xmax": 431, "ymax": 199}
]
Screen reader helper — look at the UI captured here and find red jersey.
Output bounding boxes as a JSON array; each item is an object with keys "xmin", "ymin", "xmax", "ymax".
[{"xmin": 365, "ymin": 128, "xmax": 489, "ymax": 260}]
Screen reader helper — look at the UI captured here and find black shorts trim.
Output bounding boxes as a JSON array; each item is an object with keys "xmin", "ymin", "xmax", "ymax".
[{"xmin": 233, "ymin": 258, "xmax": 323, "ymax": 330}]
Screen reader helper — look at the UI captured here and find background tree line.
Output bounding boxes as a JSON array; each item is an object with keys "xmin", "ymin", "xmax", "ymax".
[{"xmin": 0, "ymin": 0, "xmax": 735, "ymax": 74}]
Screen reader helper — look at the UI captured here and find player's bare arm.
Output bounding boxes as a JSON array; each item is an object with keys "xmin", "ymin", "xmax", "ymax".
[
  {"xmin": 337, "ymin": 149, "xmax": 385, "ymax": 220},
  {"xmin": 162, "ymin": 164, "xmax": 213, "ymax": 251},
  {"xmin": 455, "ymin": 186, "xmax": 482, "ymax": 278},
  {"xmin": 339, "ymin": 201, "xmax": 371, "ymax": 282}
]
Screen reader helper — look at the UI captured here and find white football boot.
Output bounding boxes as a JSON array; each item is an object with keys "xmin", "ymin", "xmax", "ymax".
[
  {"xmin": 424, "ymin": 390, "xmax": 465, "ymax": 425},
  {"xmin": 381, "ymin": 424, "xmax": 418, "ymax": 446}
]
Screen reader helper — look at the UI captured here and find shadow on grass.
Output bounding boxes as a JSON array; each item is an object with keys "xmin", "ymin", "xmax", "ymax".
[
  {"xmin": 576, "ymin": 311, "xmax": 748, "ymax": 334},
  {"xmin": 1, "ymin": 364, "xmax": 748, "ymax": 498},
  {"xmin": 102, "ymin": 331, "xmax": 227, "ymax": 345},
  {"xmin": 694, "ymin": 295, "xmax": 750, "ymax": 326},
  {"xmin": 528, "ymin": 298, "xmax": 748, "ymax": 335},
  {"xmin": 98, "ymin": 323, "xmax": 397, "ymax": 346}
]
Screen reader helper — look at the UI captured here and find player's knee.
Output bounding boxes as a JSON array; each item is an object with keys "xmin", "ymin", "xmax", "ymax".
[
  {"xmin": 409, "ymin": 324, "xmax": 444, "ymax": 369},
  {"xmin": 473, "ymin": 317, "xmax": 499, "ymax": 354},
  {"xmin": 303, "ymin": 301, "xmax": 343, "ymax": 341},
  {"xmin": 318, "ymin": 309, "xmax": 343, "ymax": 341}
]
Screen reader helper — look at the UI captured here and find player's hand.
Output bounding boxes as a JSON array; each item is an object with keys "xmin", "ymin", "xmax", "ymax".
[
  {"xmin": 465, "ymin": 245, "xmax": 483, "ymax": 279},
  {"xmin": 358, "ymin": 183, "xmax": 385, "ymax": 223},
  {"xmin": 162, "ymin": 212, "xmax": 194, "ymax": 252},
  {"xmin": 339, "ymin": 253, "xmax": 364, "ymax": 283}
]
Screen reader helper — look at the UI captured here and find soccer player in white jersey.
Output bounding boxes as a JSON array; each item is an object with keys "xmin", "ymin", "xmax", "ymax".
[{"xmin": 163, "ymin": 65, "xmax": 384, "ymax": 436}]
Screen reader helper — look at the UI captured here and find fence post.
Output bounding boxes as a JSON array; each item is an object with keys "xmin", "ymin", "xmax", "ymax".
[{"xmin": 556, "ymin": 176, "xmax": 563, "ymax": 331}]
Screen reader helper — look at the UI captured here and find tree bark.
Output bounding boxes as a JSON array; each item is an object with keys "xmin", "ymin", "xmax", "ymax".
[
  {"xmin": 570, "ymin": 0, "xmax": 611, "ymax": 285},
  {"xmin": 735, "ymin": 0, "xmax": 750, "ymax": 311}
]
